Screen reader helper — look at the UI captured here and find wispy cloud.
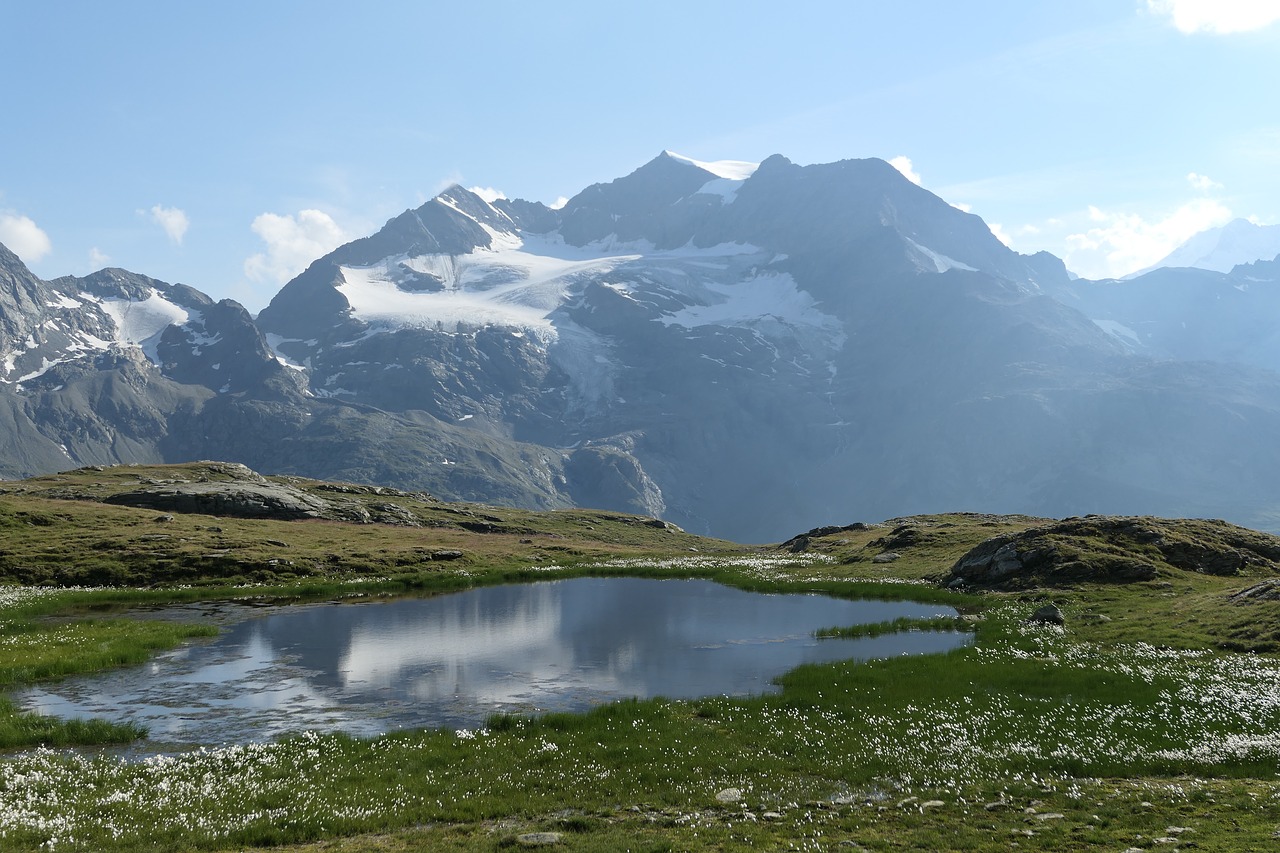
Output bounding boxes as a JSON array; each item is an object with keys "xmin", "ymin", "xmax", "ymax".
[
  {"xmin": 146, "ymin": 204, "xmax": 189, "ymax": 245},
  {"xmin": 1064, "ymin": 197, "xmax": 1233, "ymax": 278},
  {"xmin": 0, "ymin": 212, "xmax": 53, "ymax": 263},
  {"xmin": 1186, "ymin": 171, "xmax": 1224, "ymax": 192},
  {"xmin": 468, "ymin": 186, "xmax": 507, "ymax": 203},
  {"xmin": 89, "ymin": 247, "xmax": 111, "ymax": 268},
  {"xmin": 1147, "ymin": 0, "xmax": 1280, "ymax": 33},
  {"xmin": 889, "ymin": 155, "xmax": 922, "ymax": 185},
  {"xmin": 244, "ymin": 209, "xmax": 350, "ymax": 285}
]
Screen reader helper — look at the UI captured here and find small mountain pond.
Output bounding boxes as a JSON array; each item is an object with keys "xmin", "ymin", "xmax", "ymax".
[{"xmin": 19, "ymin": 577, "xmax": 968, "ymax": 751}]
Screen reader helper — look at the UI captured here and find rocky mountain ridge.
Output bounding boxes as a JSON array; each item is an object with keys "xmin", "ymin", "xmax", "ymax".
[{"xmin": 5, "ymin": 152, "xmax": 1280, "ymax": 540}]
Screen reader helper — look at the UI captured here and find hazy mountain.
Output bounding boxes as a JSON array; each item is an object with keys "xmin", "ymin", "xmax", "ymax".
[
  {"xmin": 252, "ymin": 152, "xmax": 1280, "ymax": 539},
  {"xmin": 1053, "ymin": 255, "xmax": 1280, "ymax": 375},
  {"xmin": 7, "ymin": 153, "xmax": 1280, "ymax": 540},
  {"xmin": 1128, "ymin": 218, "xmax": 1280, "ymax": 277}
]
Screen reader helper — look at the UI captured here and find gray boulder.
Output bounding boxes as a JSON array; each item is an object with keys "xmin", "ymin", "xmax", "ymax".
[{"xmin": 104, "ymin": 482, "xmax": 333, "ymax": 520}]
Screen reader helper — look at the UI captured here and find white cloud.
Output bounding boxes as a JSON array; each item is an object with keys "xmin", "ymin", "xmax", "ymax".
[
  {"xmin": 147, "ymin": 204, "xmax": 189, "ymax": 245},
  {"xmin": 989, "ymin": 223, "xmax": 1014, "ymax": 247},
  {"xmin": 888, "ymin": 155, "xmax": 922, "ymax": 185},
  {"xmin": 951, "ymin": 201, "xmax": 973, "ymax": 213},
  {"xmin": 1147, "ymin": 0, "xmax": 1280, "ymax": 33},
  {"xmin": 431, "ymin": 172, "xmax": 465, "ymax": 197},
  {"xmin": 1186, "ymin": 171, "xmax": 1224, "ymax": 192},
  {"xmin": 89, "ymin": 247, "xmax": 111, "ymax": 268},
  {"xmin": 0, "ymin": 212, "xmax": 53, "ymax": 262},
  {"xmin": 1064, "ymin": 197, "xmax": 1234, "ymax": 278},
  {"xmin": 244, "ymin": 209, "xmax": 350, "ymax": 285},
  {"xmin": 468, "ymin": 186, "xmax": 507, "ymax": 203},
  {"xmin": 549, "ymin": 196, "xmax": 570, "ymax": 211}
]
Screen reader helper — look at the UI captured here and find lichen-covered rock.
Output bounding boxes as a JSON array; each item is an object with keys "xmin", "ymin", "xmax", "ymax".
[
  {"xmin": 945, "ymin": 516, "xmax": 1280, "ymax": 590},
  {"xmin": 104, "ymin": 483, "xmax": 333, "ymax": 520}
]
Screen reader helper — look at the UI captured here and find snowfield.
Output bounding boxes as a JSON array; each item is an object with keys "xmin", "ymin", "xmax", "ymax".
[{"xmin": 336, "ymin": 233, "xmax": 839, "ymax": 347}]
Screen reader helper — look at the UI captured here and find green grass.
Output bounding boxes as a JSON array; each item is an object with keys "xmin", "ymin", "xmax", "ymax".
[
  {"xmin": 815, "ymin": 614, "xmax": 972, "ymax": 639},
  {"xmin": 0, "ymin": 467, "xmax": 1279, "ymax": 850},
  {"xmin": 0, "ymin": 588, "xmax": 217, "ymax": 749}
]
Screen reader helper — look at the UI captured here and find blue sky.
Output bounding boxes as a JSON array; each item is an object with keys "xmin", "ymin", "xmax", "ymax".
[{"xmin": 2, "ymin": 0, "xmax": 1278, "ymax": 311}]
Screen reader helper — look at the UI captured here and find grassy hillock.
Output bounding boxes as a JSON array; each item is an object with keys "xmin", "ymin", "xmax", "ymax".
[
  {"xmin": 0, "ymin": 461, "xmax": 734, "ymax": 587},
  {"xmin": 0, "ymin": 466, "xmax": 1278, "ymax": 851}
]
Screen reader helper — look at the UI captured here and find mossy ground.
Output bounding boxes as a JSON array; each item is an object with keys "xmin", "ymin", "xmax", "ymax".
[{"xmin": 1, "ymin": 469, "xmax": 1279, "ymax": 851}]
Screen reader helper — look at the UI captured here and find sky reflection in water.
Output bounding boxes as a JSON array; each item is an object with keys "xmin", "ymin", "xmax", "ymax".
[{"xmin": 20, "ymin": 578, "xmax": 968, "ymax": 748}]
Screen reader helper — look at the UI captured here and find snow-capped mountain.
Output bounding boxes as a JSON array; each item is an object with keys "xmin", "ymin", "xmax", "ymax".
[
  {"xmin": 7, "ymin": 151, "xmax": 1280, "ymax": 539},
  {"xmin": 0, "ymin": 243, "xmax": 590, "ymax": 510},
  {"xmin": 252, "ymin": 152, "xmax": 1280, "ymax": 539},
  {"xmin": 1128, "ymin": 218, "xmax": 1280, "ymax": 277}
]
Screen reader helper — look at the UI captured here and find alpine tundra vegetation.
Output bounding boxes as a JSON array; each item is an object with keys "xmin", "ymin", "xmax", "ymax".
[{"xmin": 0, "ymin": 464, "xmax": 1277, "ymax": 851}]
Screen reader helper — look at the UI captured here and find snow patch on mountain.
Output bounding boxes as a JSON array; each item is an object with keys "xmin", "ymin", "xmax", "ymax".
[
  {"xmin": 663, "ymin": 151, "xmax": 759, "ymax": 181},
  {"xmin": 1092, "ymin": 319, "xmax": 1144, "ymax": 349},
  {"xmin": 695, "ymin": 177, "xmax": 746, "ymax": 204},
  {"xmin": 433, "ymin": 193, "xmax": 521, "ymax": 246},
  {"xmin": 46, "ymin": 293, "xmax": 82, "ymax": 310},
  {"xmin": 658, "ymin": 270, "xmax": 843, "ymax": 336},
  {"xmin": 334, "ymin": 235, "xmax": 799, "ymax": 346},
  {"xmin": 264, "ymin": 334, "xmax": 312, "ymax": 371},
  {"xmin": 905, "ymin": 237, "xmax": 977, "ymax": 273},
  {"xmin": 98, "ymin": 290, "xmax": 191, "ymax": 361},
  {"xmin": 337, "ymin": 236, "xmax": 642, "ymax": 341}
]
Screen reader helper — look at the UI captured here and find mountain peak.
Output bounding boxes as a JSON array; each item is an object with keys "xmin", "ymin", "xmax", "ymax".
[
  {"xmin": 660, "ymin": 150, "xmax": 759, "ymax": 181},
  {"xmin": 1129, "ymin": 218, "xmax": 1280, "ymax": 277},
  {"xmin": 0, "ymin": 241, "xmax": 30, "ymax": 273}
]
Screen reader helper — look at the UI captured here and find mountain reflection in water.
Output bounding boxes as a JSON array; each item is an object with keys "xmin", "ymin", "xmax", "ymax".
[{"xmin": 19, "ymin": 578, "xmax": 968, "ymax": 748}]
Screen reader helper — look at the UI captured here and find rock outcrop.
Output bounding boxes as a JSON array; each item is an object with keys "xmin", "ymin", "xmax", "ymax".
[
  {"xmin": 104, "ymin": 482, "xmax": 334, "ymax": 520},
  {"xmin": 946, "ymin": 516, "xmax": 1280, "ymax": 590},
  {"xmin": 99, "ymin": 462, "xmax": 423, "ymax": 525}
]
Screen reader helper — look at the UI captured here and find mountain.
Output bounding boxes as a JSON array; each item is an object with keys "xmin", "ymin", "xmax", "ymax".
[
  {"xmin": 0, "ymin": 245, "xmax": 613, "ymax": 513},
  {"xmin": 7, "ymin": 152, "xmax": 1280, "ymax": 540},
  {"xmin": 1128, "ymin": 218, "xmax": 1280, "ymax": 277},
  {"xmin": 1053, "ymin": 255, "xmax": 1280, "ymax": 374},
  {"xmin": 252, "ymin": 152, "xmax": 1280, "ymax": 539}
]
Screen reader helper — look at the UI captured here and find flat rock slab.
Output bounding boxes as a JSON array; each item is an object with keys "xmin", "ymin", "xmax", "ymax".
[
  {"xmin": 102, "ymin": 481, "xmax": 421, "ymax": 526},
  {"xmin": 105, "ymin": 483, "xmax": 331, "ymax": 520},
  {"xmin": 516, "ymin": 832, "xmax": 563, "ymax": 846}
]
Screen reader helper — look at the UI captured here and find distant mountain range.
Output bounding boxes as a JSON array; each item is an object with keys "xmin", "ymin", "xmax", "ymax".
[
  {"xmin": 1129, "ymin": 218, "xmax": 1280, "ymax": 278},
  {"xmin": 4, "ymin": 152, "xmax": 1280, "ymax": 540}
]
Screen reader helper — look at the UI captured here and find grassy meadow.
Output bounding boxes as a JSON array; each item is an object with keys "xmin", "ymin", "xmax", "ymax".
[{"xmin": 0, "ymin": 465, "xmax": 1277, "ymax": 850}]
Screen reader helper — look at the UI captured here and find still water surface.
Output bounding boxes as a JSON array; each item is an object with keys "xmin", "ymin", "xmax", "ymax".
[{"xmin": 20, "ymin": 577, "xmax": 968, "ymax": 748}]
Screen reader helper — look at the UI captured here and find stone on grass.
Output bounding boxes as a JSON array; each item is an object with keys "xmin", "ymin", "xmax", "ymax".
[
  {"xmin": 715, "ymin": 788, "xmax": 743, "ymax": 804},
  {"xmin": 516, "ymin": 832, "xmax": 563, "ymax": 846},
  {"xmin": 1027, "ymin": 604, "xmax": 1065, "ymax": 626}
]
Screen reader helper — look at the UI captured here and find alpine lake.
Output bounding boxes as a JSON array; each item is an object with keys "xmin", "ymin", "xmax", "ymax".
[{"xmin": 17, "ymin": 576, "xmax": 966, "ymax": 751}]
